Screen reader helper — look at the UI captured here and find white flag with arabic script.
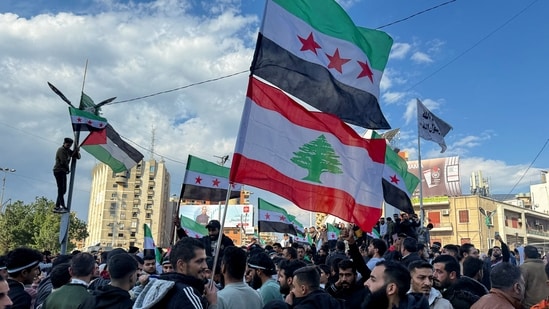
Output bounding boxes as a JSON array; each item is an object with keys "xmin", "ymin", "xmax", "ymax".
[{"xmin": 417, "ymin": 99, "xmax": 452, "ymax": 153}]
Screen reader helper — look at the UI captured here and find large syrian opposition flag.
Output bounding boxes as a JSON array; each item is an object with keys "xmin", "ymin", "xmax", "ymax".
[
  {"xmin": 251, "ymin": 0, "xmax": 393, "ymax": 129},
  {"xmin": 180, "ymin": 155, "xmax": 242, "ymax": 202},
  {"xmin": 258, "ymin": 198, "xmax": 298, "ymax": 235},
  {"xmin": 81, "ymin": 124, "xmax": 144, "ymax": 173},
  {"xmin": 143, "ymin": 224, "xmax": 161, "ymax": 264},
  {"xmin": 180, "ymin": 215, "xmax": 208, "ymax": 239},
  {"xmin": 69, "ymin": 107, "xmax": 107, "ymax": 131},
  {"xmin": 364, "ymin": 130, "xmax": 419, "ymax": 214},
  {"xmin": 230, "ymin": 77, "xmax": 386, "ymax": 232},
  {"xmin": 287, "ymin": 214, "xmax": 305, "ymax": 236}
]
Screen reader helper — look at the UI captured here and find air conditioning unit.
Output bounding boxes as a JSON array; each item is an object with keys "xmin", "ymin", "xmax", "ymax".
[
  {"xmin": 441, "ymin": 209, "xmax": 450, "ymax": 216},
  {"xmin": 517, "ymin": 218, "xmax": 522, "ymax": 223}
]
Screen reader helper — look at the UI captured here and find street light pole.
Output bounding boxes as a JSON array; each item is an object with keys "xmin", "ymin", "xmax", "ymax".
[{"xmin": 0, "ymin": 167, "xmax": 16, "ymax": 209}]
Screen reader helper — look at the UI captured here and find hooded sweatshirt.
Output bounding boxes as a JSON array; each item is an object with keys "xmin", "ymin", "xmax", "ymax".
[{"xmin": 78, "ymin": 285, "xmax": 133, "ymax": 309}]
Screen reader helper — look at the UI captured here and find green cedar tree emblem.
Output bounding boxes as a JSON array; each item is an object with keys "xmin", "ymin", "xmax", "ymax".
[{"xmin": 291, "ymin": 135, "xmax": 343, "ymax": 183}]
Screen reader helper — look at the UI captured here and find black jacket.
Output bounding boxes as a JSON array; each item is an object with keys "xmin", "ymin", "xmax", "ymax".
[
  {"xmin": 148, "ymin": 272, "xmax": 208, "ymax": 309},
  {"xmin": 401, "ymin": 252, "xmax": 422, "ymax": 268},
  {"xmin": 442, "ymin": 276, "xmax": 488, "ymax": 309},
  {"xmin": 327, "ymin": 281, "xmax": 368, "ymax": 309},
  {"xmin": 78, "ymin": 285, "xmax": 133, "ymax": 309},
  {"xmin": 7, "ymin": 278, "xmax": 31, "ymax": 309},
  {"xmin": 293, "ymin": 289, "xmax": 345, "ymax": 309},
  {"xmin": 201, "ymin": 234, "xmax": 234, "ymax": 257}
]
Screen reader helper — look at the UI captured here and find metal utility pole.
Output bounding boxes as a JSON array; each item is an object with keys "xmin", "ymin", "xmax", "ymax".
[{"xmin": 0, "ymin": 167, "xmax": 16, "ymax": 209}]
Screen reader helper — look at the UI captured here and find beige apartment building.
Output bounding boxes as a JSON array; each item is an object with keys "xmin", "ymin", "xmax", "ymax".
[
  {"xmin": 86, "ymin": 159, "xmax": 175, "ymax": 251},
  {"xmin": 413, "ymin": 194, "xmax": 549, "ymax": 255}
]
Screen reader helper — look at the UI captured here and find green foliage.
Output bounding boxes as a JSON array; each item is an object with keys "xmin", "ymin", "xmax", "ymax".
[
  {"xmin": 291, "ymin": 135, "xmax": 343, "ymax": 183},
  {"xmin": 0, "ymin": 197, "xmax": 88, "ymax": 254}
]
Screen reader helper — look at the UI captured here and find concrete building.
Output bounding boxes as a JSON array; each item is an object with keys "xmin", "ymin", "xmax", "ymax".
[
  {"xmin": 413, "ymin": 194, "xmax": 549, "ymax": 255},
  {"xmin": 86, "ymin": 159, "xmax": 174, "ymax": 250}
]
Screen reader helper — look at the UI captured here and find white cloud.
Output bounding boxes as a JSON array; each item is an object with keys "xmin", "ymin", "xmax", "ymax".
[
  {"xmin": 411, "ymin": 51, "xmax": 433, "ymax": 64},
  {"xmin": 382, "ymin": 92, "xmax": 406, "ymax": 104},
  {"xmin": 389, "ymin": 42, "xmax": 411, "ymax": 60}
]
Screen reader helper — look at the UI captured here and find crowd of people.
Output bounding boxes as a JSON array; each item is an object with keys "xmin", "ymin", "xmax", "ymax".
[{"xmin": 1, "ymin": 215, "xmax": 549, "ymax": 309}]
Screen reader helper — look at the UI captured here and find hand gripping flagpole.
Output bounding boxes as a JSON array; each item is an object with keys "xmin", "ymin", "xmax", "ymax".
[{"xmin": 210, "ymin": 184, "xmax": 233, "ymax": 281}]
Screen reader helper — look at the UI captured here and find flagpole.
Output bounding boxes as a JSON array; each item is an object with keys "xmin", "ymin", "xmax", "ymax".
[
  {"xmin": 211, "ymin": 184, "xmax": 233, "ymax": 279},
  {"xmin": 60, "ymin": 61, "xmax": 88, "ymax": 254},
  {"xmin": 417, "ymin": 99, "xmax": 425, "ymax": 228}
]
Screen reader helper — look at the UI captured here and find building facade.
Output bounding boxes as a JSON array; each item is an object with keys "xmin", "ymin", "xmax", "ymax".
[
  {"xmin": 86, "ymin": 159, "xmax": 174, "ymax": 250},
  {"xmin": 413, "ymin": 194, "xmax": 549, "ymax": 255}
]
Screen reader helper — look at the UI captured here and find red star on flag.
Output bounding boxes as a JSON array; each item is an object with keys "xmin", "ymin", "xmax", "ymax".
[
  {"xmin": 77, "ymin": 117, "xmax": 83, "ymax": 123},
  {"xmin": 279, "ymin": 215, "xmax": 286, "ymax": 222},
  {"xmin": 357, "ymin": 60, "xmax": 374, "ymax": 82},
  {"xmin": 298, "ymin": 32, "xmax": 321, "ymax": 55},
  {"xmin": 326, "ymin": 48, "xmax": 350, "ymax": 73},
  {"xmin": 265, "ymin": 213, "xmax": 271, "ymax": 220},
  {"xmin": 195, "ymin": 176, "xmax": 202, "ymax": 184},
  {"xmin": 212, "ymin": 178, "xmax": 220, "ymax": 187},
  {"xmin": 99, "ymin": 123, "xmax": 104, "ymax": 128},
  {"xmin": 87, "ymin": 120, "xmax": 93, "ymax": 125},
  {"xmin": 195, "ymin": 234, "xmax": 201, "ymax": 239},
  {"xmin": 390, "ymin": 174, "xmax": 400, "ymax": 184}
]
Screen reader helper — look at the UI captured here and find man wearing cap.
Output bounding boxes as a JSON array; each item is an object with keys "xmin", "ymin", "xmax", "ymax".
[
  {"xmin": 248, "ymin": 252, "xmax": 283, "ymax": 305},
  {"xmin": 202, "ymin": 220, "xmax": 234, "ymax": 258},
  {"xmin": 6, "ymin": 248, "xmax": 42, "ymax": 309},
  {"xmin": 53, "ymin": 137, "xmax": 80, "ymax": 213}
]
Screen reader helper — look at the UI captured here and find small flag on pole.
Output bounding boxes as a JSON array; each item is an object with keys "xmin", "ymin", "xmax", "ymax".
[
  {"xmin": 326, "ymin": 223, "xmax": 340, "ymax": 240},
  {"xmin": 180, "ymin": 215, "xmax": 208, "ymax": 239},
  {"xmin": 417, "ymin": 99, "xmax": 452, "ymax": 153}
]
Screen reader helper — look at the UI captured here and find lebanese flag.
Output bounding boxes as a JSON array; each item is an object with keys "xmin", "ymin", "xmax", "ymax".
[
  {"xmin": 252, "ymin": 0, "xmax": 393, "ymax": 129},
  {"xmin": 230, "ymin": 77, "xmax": 386, "ymax": 232}
]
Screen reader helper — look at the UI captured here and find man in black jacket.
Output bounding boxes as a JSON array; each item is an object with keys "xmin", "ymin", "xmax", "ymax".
[
  {"xmin": 285, "ymin": 266, "xmax": 344, "ymax": 309},
  {"xmin": 202, "ymin": 220, "xmax": 234, "ymax": 258},
  {"xmin": 432, "ymin": 254, "xmax": 488, "ymax": 309},
  {"xmin": 79, "ymin": 253, "xmax": 138, "ymax": 309},
  {"xmin": 133, "ymin": 238, "xmax": 216, "ymax": 309},
  {"xmin": 326, "ymin": 259, "xmax": 368, "ymax": 309}
]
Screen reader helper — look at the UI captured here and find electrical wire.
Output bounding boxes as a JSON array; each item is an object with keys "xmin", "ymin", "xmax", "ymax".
[{"xmin": 502, "ymin": 139, "xmax": 549, "ymax": 200}]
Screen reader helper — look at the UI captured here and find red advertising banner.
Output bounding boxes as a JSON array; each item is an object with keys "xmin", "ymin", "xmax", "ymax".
[{"xmin": 407, "ymin": 156, "xmax": 461, "ymax": 197}]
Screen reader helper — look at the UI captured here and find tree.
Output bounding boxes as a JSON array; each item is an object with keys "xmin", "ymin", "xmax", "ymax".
[
  {"xmin": 291, "ymin": 135, "xmax": 343, "ymax": 183},
  {"xmin": 0, "ymin": 197, "xmax": 88, "ymax": 253}
]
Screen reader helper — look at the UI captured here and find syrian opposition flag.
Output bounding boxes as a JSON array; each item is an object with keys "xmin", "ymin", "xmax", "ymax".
[
  {"xmin": 364, "ymin": 130, "xmax": 419, "ymax": 214},
  {"xmin": 230, "ymin": 77, "xmax": 386, "ymax": 232},
  {"xmin": 180, "ymin": 155, "xmax": 242, "ymax": 202},
  {"xmin": 143, "ymin": 224, "xmax": 162, "ymax": 264},
  {"xmin": 80, "ymin": 124, "xmax": 144, "ymax": 173},
  {"xmin": 258, "ymin": 198, "xmax": 298, "ymax": 235},
  {"xmin": 287, "ymin": 214, "xmax": 305, "ymax": 236},
  {"xmin": 68, "ymin": 107, "xmax": 107, "ymax": 131},
  {"xmin": 251, "ymin": 0, "xmax": 393, "ymax": 129},
  {"xmin": 367, "ymin": 228, "xmax": 381, "ymax": 239},
  {"xmin": 326, "ymin": 223, "xmax": 340, "ymax": 240},
  {"xmin": 180, "ymin": 215, "xmax": 208, "ymax": 239}
]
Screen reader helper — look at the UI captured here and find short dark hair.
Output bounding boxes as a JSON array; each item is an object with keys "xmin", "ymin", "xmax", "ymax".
[
  {"xmin": 408, "ymin": 260, "xmax": 433, "ymax": 273},
  {"xmin": 375, "ymin": 260, "xmax": 411, "ymax": 299},
  {"xmin": 52, "ymin": 254, "xmax": 72, "ymax": 267},
  {"xmin": 109, "ymin": 253, "xmax": 138, "ymax": 280},
  {"xmin": 462, "ymin": 256, "xmax": 484, "ymax": 278},
  {"xmin": 443, "ymin": 244, "xmax": 460, "ymax": 258},
  {"xmin": 338, "ymin": 259, "xmax": 356, "ymax": 274},
  {"xmin": 490, "ymin": 262, "xmax": 521, "ymax": 290},
  {"xmin": 222, "ymin": 246, "xmax": 246, "ymax": 280},
  {"xmin": 50, "ymin": 263, "xmax": 71, "ymax": 289},
  {"xmin": 432, "ymin": 254, "xmax": 460, "ymax": 279},
  {"xmin": 370, "ymin": 239, "xmax": 387, "ymax": 256},
  {"xmin": 133, "ymin": 255, "xmax": 144, "ymax": 265},
  {"xmin": 459, "ymin": 243, "xmax": 475, "ymax": 257},
  {"xmin": 273, "ymin": 243, "xmax": 282, "ymax": 248},
  {"xmin": 70, "ymin": 252, "xmax": 96, "ymax": 277},
  {"xmin": 6, "ymin": 247, "xmax": 43, "ymax": 276},
  {"xmin": 336, "ymin": 241, "xmax": 345, "ymax": 251},
  {"xmin": 402, "ymin": 237, "xmax": 418, "ymax": 253},
  {"xmin": 317, "ymin": 264, "xmax": 330, "ymax": 276},
  {"xmin": 284, "ymin": 247, "xmax": 297, "ymax": 259},
  {"xmin": 278, "ymin": 259, "xmax": 306, "ymax": 278},
  {"xmin": 524, "ymin": 245, "xmax": 540, "ymax": 259},
  {"xmin": 143, "ymin": 254, "xmax": 156, "ymax": 261},
  {"xmin": 170, "ymin": 238, "xmax": 205, "ymax": 266},
  {"xmin": 293, "ymin": 266, "xmax": 320, "ymax": 290}
]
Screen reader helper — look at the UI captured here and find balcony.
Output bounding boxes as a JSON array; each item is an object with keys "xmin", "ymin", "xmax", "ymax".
[
  {"xmin": 430, "ymin": 223, "xmax": 453, "ymax": 232},
  {"xmin": 526, "ymin": 228, "xmax": 549, "ymax": 238}
]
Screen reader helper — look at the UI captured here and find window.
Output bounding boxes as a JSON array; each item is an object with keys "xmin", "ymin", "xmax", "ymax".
[
  {"xmin": 119, "ymin": 224, "xmax": 125, "ymax": 230},
  {"xmin": 132, "ymin": 212, "xmax": 138, "ymax": 218},
  {"xmin": 112, "ymin": 184, "xmax": 118, "ymax": 188},
  {"xmin": 122, "ymin": 193, "xmax": 127, "ymax": 199},
  {"xmin": 118, "ymin": 233, "xmax": 124, "ymax": 237},
  {"xmin": 120, "ymin": 213, "xmax": 126, "ymax": 220},
  {"xmin": 108, "ymin": 233, "xmax": 113, "ymax": 237},
  {"xmin": 131, "ymin": 221, "xmax": 137, "ymax": 228},
  {"xmin": 150, "ymin": 165, "xmax": 155, "ymax": 173},
  {"xmin": 111, "ymin": 193, "xmax": 117, "ymax": 198},
  {"xmin": 130, "ymin": 232, "xmax": 136, "ymax": 237},
  {"xmin": 110, "ymin": 202, "xmax": 116, "ymax": 209},
  {"xmin": 458, "ymin": 210, "xmax": 469, "ymax": 223},
  {"xmin": 428, "ymin": 211, "xmax": 441, "ymax": 227},
  {"xmin": 146, "ymin": 213, "xmax": 152, "ymax": 219}
]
